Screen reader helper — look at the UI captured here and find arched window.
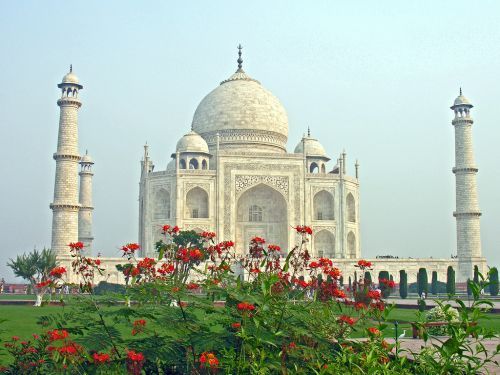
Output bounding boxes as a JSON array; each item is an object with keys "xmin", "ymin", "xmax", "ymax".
[
  {"xmin": 179, "ymin": 159, "xmax": 186, "ymax": 169},
  {"xmin": 154, "ymin": 189, "xmax": 170, "ymax": 220},
  {"xmin": 189, "ymin": 158, "xmax": 199, "ymax": 169},
  {"xmin": 321, "ymin": 164, "xmax": 326, "ymax": 173},
  {"xmin": 202, "ymin": 159, "xmax": 208, "ymax": 170},
  {"xmin": 248, "ymin": 205, "xmax": 263, "ymax": 222},
  {"xmin": 186, "ymin": 187, "xmax": 208, "ymax": 218},
  {"xmin": 347, "ymin": 193, "xmax": 356, "ymax": 222},
  {"xmin": 309, "ymin": 162, "xmax": 319, "ymax": 173},
  {"xmin": 313, "ymin": 190, "xmax": 334, "ymax": 220},
  {"xmin": 347, "ymin": 231, "xmax": 356, "ymax": 258},
  {"xmin": 314, "ymin": 230, "xmax": 335, "ymax": 258}
]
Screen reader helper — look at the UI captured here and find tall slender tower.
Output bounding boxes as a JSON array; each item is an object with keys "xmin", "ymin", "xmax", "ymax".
[
  {"xmin": 78, "ymin": 151, "xmax": 94, "ymax": 254},
  {"xmin": 50, "ymin": 66, "xmax": 83, "ymax": 255},
  {"xmin": 450, "ymin": 89, "xmax": 482, "ymax": 282}
]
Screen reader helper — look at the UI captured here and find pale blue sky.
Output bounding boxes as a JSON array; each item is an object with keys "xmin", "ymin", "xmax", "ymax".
[{"xmin": 1, "ymin": 1, "xmax": 499, "ymax": 281}]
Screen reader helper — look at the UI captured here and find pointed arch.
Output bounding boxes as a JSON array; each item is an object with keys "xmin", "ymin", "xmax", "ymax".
[
  {"xmin": 347, "ymin": 193, "xmax": 356, "ymax": 222},
  {"xmin": 309, "ymin": 162, "xmax": 319, "ymax": 173},
  {"xmin": 201, "ymin": 159, "xmax": 208, "ymax": 170},
  {"xmin": 154, "ymin": 189, "xmax": 170, "ymax": 220},
  {"xmin": 314, "ymin": 230, "xmax": 335, "ymax": 258},
  {"xmin": 186, "ymin": 187, "xmax": 208, "ymax": 218},
  {"xmin": 313, "ymin": 190, "xmax": 334, "ymax": 220},
  {"xmin": 179, "ymin": 159, "xmax": 187, "ymax": 169},
  {"xmin": 189, "ymin": 158, "xmax": 199, "ymax": 169},
  {"xmin": 347, "ymin": 231, "xmax": 356, "ymax": 258},
  {"xmin": 236, "ymin": 183, "xmax": 287, "ymax": 254}
]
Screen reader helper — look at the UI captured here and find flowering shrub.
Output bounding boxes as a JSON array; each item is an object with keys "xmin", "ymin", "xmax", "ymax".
[
  {"xmin": 2, "ymin": 224, "xmax": 498, "ymax": 374},
  {"xmin": 425, "ymin": 305, "xmax": 460, "ymax": 335}
]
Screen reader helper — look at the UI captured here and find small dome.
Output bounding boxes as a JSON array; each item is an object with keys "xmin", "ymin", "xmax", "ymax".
[
  {"xmin": 166, "ymin": 159, "xmax": 176, "ymax": 171},
  {"xmin": 294, "ymin": 136, "xmax": 327, "ymax": 158},
  {"xmin": 80, "ymin": 152, "xmax": 93, "ymax": 164},
  {"xmin": 62, "ymin": 72, "xmax": 79, "ymax": 85},
  {"xmin": 176, "ymin": 130, "xmax": 209, "ymax": 154},
  {"xmin": 453, "ymin": 95, "xmax": 471, "ymax": 106}
]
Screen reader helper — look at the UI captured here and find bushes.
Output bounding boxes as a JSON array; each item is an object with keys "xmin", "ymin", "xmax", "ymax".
[
  {"xmin": 417, "ymin": 268, "xmax": 428, "ymax": 296},
  {"xmin": 431, "ymin": 271, "xmax": 438, "ymax": 296},
  {"xmin": 447, "ymin": 266, "xmax": 456, "ymax": 296},
  {"xmin": 399, "ymin": 270, "xmax": 408, "ymax": 299},
  {"xmin": 426, "ymin": 305, "xmax": 459, "ymax": 335},
  {"xmin": 490, "ymin": 267, "xmax": 499, "ymax": 296}
]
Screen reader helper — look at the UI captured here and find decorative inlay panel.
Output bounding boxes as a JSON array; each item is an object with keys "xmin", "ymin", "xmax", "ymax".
[{"xmin": 235, "ymin": 175, "xmax": 289, "ymax": 198}]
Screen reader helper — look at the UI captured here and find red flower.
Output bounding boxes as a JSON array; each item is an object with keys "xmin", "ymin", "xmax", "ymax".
[
  {"xmin": 294, "ymin": 225, "xmax": 313, "ymax": 235},
  {"xmin": 200, "ymin": 352, "xmax": 219, "ymax": 368},
  {"xmin": 288, "ymin": 342, "xmax": 297, "ymax": 350},
  {"xmin": 367, "ymin": 290, "xmax": 381, "ymax": 300},
  {"xmin": 309, "ymin": 261, "xmax": 319, "ymax": 268},
  {"xmin": 251, "ymin": 236, "xmax": 266, "ymax": 244},
  {"xmin": 68, "ymin": 242, "xmax": 84, "ymax": 251},
  {"xmin": 201, "ymin": 231, "xmax": 216, "ymax": 239},
  {"xmin": 35, "ymin": 280, "xmax": 51, "ymax": 288},
  {"xmin": 57, "ymin": 342, "xmax": 82, "ymax": 356},
  {"xmin": 161, "ymin": 225, "xmax": 170, "ymax": 233},
  {"xmin": 121, "ymin": 243, "xmax": 140, "ymax": 255},
  {"xmin": 367, "ymin": 327, "xmax": 381, "ymax": 336},
  {"xmin": 47, "ymin": 329, "xmax": 69, "ymax": 341},
  {"xmin": 49, "ymin": 266, "xmax": 67, "ymax": 278},
  {"xmin": 338, "ymin": 315, "xmax": 356, "ymax": 326},
  {"xmin": 127, "ymin": 349, "xmax": 145, "ymax": 362},
  {"xmin": 267, "ymin": 244, "xmax": 281, "ymax": 252},
  {"xmin": 11, "ymin": 336, "xmax": 19, "ymax": 341},
  {"xmin": 157, "ymin": 263, "xmax": 175, "ymax": 275},
  {"xmin": 133, "ymin": 319, "xmax": 146, "ymax": 327},
  {"xmin": 189, "ymin": 249, "xmax": 203, "ymax": 261},
  {"xmin": 356, "ymin": 259, "xmax": 372, "ymax": 269},
  {"xmin": 237, "ymin": 302, "xmax": 256, "ymax": 312},
  {"xmin": 92, "ymin": 352, "xmax": 110, "ymax": 364},
  {"xmin": 231, "ymin": 322, "xmax": 241, "ymax": 329},
  {"xmin": 250, "ymin": 268, "xmax": 261, "ymax": 274},
  {"xmin": 187, "ymin": 283, "xmax": 199, "ymax": 290}
]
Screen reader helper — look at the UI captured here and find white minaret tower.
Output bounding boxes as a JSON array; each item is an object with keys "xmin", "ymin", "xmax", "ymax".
[
  {"xmin": 450, "ymin": 89, "xmax": 482, "ymax": 282},
  {"xmin": 50, "ymin": 66, "xmax": 83, "ymax": 255},
  {"xmin": 78, "ymin": 151, "xmax": 94, "ymax": 254}
]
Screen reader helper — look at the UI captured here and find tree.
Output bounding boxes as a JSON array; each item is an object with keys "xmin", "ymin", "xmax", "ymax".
[
  {"xmin": 348, "ymin": 276, "xmax": 352, "ymax": 291},
  {"xmin": 378, "ymin": 270, "xmax": 391, "ymax": 298},
  {"xmin": 417, "ymin": 268, "xmax": 428, "ymax": 296},
  {"xmin": 467, "ymin": 278, "xmax": 472, "ymax": 296},
  {"xmin": 431, "ymin": 271, "xmax": 438, "ymax": 295},
  {"xmin": 364, "ymin": 271, "xmax": 372, "ymax": 285},
  {"xmin": 7, "ymin": 248, "xmax": 57, "ymax": 306},
  {"xmin": 399, "ymin": 270, "xmax": 408, "ymax": 299},
  {"xmin": 489, "ymin": 267, "xmax": 499, "ymax": 296},
  {"xmin": 446, "ymin": 265, "xmax": 456, "ymax": 296},
  {"xmin": 473, "ymin": 265, "xmax": 479, "ymax": 284}
]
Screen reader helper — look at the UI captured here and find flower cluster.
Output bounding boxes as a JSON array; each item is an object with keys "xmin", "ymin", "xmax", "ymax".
[
  {"xmin": 200, "ymin": 351, "xmax": 219, "ymax": 369},
  {"xmin": 237, "ymin": 302, "xmax": 256, "ymax": 312},
  {"xmin": 121, "ymin": 243, "xmax": 140, "ymax": 256},
  {"xmin": 131, "ymin": 319, "xmax": 147, "ymax": 336},
  {"xmin": 379, "ymin": 278, "xmax": 396, "ymax": 289},
  {"xmin": 294, "ymin": 225, "xmax": 313, "ymax": 235},
  {"xmin": 356, "ymin": 260, "xmax": 373, "ymax": 270}
]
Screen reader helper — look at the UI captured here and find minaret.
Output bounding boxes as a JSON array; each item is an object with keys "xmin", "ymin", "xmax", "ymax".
[
  {"xmin": 450, "ymin": 89, "xmax": 482, "ymax": 281},
  {"xmin": 78, "ymin": 151, "xmax": 94, "ymax": 254},
  {"xmin": 50, "ymin": 66, "xmax": 83, "ymax": 255}
]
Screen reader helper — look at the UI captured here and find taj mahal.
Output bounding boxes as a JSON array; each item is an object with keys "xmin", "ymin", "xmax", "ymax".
[{"xmin": 50, "ymin": 47, "xmax": 488, "ymax": 285}]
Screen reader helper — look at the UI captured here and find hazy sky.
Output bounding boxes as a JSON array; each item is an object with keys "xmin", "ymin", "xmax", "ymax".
[{"xmin": 1, "ymin": 1, "xmax": 499, "ymax": 282}]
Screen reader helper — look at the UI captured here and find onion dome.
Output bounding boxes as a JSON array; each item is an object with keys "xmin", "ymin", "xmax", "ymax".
[
  {"xmin": 175, "ymin": 130, "xmax": 210, "ymax": 154},
  {"xmin": 191, "ymin": 45, "xmax": 288, "ymax": 153},
  {"xmin": 166, "ymin": 159, "xmax": 176, "ymax": 171}
]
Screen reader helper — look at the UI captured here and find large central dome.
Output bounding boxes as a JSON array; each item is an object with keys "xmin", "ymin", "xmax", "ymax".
[{"xmin": 191, "ymin": 64, "xmax": 289, "ymax": 153}]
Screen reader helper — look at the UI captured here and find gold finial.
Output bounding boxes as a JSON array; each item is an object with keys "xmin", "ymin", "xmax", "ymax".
[
  {"xmin": 237, "ymin": 44, "xmax": 243, "ymax": 71},
  {"xmin": 70, "ymin": 64, "xmax": 72, "ymax": 73},
  {"xmin": 460, "ymin": 87, "xmax": 462, "ymax": 96},
  {"xmin": 307, "ymin": 126, "xmax": 311, "ymax": 137}
]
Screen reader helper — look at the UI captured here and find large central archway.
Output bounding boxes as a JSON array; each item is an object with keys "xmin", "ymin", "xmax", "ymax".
[{"xmin": 236, "ymin": 184, "xmax": 288, "ymax": 255}]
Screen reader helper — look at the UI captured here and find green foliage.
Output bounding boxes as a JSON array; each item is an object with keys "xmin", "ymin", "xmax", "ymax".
[
  {"xmin": 467, "ymin": 278, "xmax": 472, "ymax": 296},
  {"xmin": 409, "ymin": 281, "xmax": 447, "ymax": 294},
  {"xmin": 364, "ymin": 271, "xmax": 372, "ymax": 284},
  {"xmin": 489, "ymin": 267, "xmax": 499, "ymax": 296},
  {"xmin": 446, "ymin": 266, "xmax": 456, "ymax": 296},
  {"xmin": 399, "ymin": 270, "xmax": 408, "ymax": 299},
  {"xmin": 7, "ymin": 248, "xmax": 57, "ymax": 284},
  {"xmin": 172, "ymin": 229, "xmax": 203, "ymax": 248},
  {"xmin": 417, "ymin": 268, "xmax": 428, "ymax": 296},
  {"xmin": 473, "ymin": 265, "xmax": 480, "ymax": 284},
  {"xmin": 378, "ymin": 270, "xmax": 392, "ymax": 298},
  {"xmin": 93, "ymin": 281, "xmax": 126, "ymax": 295},
  {"xmin": 431, "ymin": 271, "xmax": 438, "ymax": 295},
  {"xmin": 425, "ymin": 305, "xmax": 459, "ymax": 335},
  {"xmin": 417, "ymin": 298, "xmax": 426, "ymax": 312}
]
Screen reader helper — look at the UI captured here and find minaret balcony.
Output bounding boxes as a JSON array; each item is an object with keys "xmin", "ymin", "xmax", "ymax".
[
  {"xmin": 452, "ymin": 166, "xmax": 478, "ymax": 174},
  {"xmin": 453, "ymin": 211, "xmax": 482, "ymax": 217}
]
